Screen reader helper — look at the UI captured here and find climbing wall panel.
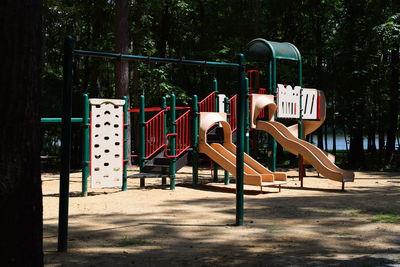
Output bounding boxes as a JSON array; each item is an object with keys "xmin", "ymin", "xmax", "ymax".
[{"xmin": 90, "ymin": 98, "xmax": 125, "ymax": 188}]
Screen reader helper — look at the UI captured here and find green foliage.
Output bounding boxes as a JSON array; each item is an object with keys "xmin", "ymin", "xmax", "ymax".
[{"xmin": 41, "ymin": 0, "xmax": 399, "ymax": 169}]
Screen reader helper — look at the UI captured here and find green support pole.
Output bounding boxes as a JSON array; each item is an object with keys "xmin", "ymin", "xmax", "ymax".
[
  {"xmin": 224, "ymin": 96, "xmax": 230, "ymax": 185},
  {"xmin": 122, "ymin": 96, "xmax": 128, "ymax": 191},
  {"xmin": 297, "ymin": 59, "xmax": 304, "ymax": 187},
  {"xmin": 191, "ymin": 95, "xmax": 199, "ymax": 187},
  {"xmin": 236, "ymin": 54, "xmax": 246, "ymax": 226},
  {"xmin": 161, "ymin": 96, "xmax": 167, "ymax": 185},
  {"xmin": 81, "ymin": 93, "xmax": 90, "ymax": 197},
  {"xmin": 213, "ymin": 79, "xmax": 219, "ymax": 182},
  {"xmin": 169, "ymin": 94, "xmax": 177, "ymax": 190},
  {"xmin": 267, "ymin": 59, "xmax": 277, "ymax": 172},
  {"xmin": 244, "ymin": 77, "xmax": 250, "ymax": 154},
  {"xmin": 139, "ymin": 95, "xmax": 146, "ymax": 187},
  {"xmin": 58, "ymin": 35, "xmax": 74, "ymax": 252}
]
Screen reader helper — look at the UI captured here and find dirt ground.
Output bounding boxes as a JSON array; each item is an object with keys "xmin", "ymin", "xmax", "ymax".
[{"xmin": 42, "ymin": 167, "xmax": 400, "ymax": 266}]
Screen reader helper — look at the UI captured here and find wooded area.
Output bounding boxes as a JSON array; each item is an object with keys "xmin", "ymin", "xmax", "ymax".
[
  {"xmin": 1, "ymin": 0, "xmax": 399, "ymax": 265},
  {"xmin": 42, "ymin": 0, "xmax": 399, "ymax": 170}
]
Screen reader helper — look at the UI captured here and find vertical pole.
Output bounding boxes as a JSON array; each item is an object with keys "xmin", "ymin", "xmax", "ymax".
[
  {"xmin": 224, "ymin": 96, "xmax": 230, "ymax": 185},
  {"xmin": 58, "ymin": 35, "xmax": 74, "ymax": 252},
  {"xmin": 139, "ymin": 95, "xmax": 146, "ymax": 187},
  {"xmin": 161, "ymin": 96, "xmax": 167, "ymax": 185},
  {"xmin": 298, "ymin": 59, "xmax": 304, "ymax": 187},
  {"xmin": 244, "ymin": 77, "xmax": 250, "ymax": 154},
  {"xmin": 122, "ymin": 96, "xmax": 128, "ymax": 191},
  {"xmin": 81, "ymin": 93, "xmax": 90, "ymax": 197},
  {"xmin": 192, "ymin": 95, "xmax": 199, "ymax": 187},
  {"xmin": 169, "ymin": 94, "xmax": 177, "ymax": 190},
  {"xmin": 213, "ymin": 79, "xmax": 219, "ymax": 182},
  {"xmin": 270, "ymin": 59, "xmax": 277, "ymax": 172},
  {"xmin": 236, "ymin": 54, "xmax": 246, "ymax": 226}
]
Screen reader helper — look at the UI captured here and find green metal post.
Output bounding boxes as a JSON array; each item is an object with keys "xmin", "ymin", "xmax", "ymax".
[
  {"xmin": 267, "ymin": 59, "xmax": 277, "ymax": 172},
  {"xmin": 213, "ymin": 79, "xmax": 219, "ymax": 182},
  {"xmin": 81, "ymin": 94, "xmax": 90, "ymax": 197},
  {"xmin": 298, "ymin": 59, "xmax": 304, "ymax": 186},
  {"xmin": 236, "ymin": 54, "xmax": 246, "ymax": 226},
  {"xmin": 161, "ymin": 96, "xmax": 167, "ymax": 185},
  {"xmin": 169, "ymin": 94, "xmax": 177, "ymax": 190},
  {"xmin": 244, "ymin": 77, "xmax": 250, "ymax": 154},
  {"xmin": 122, "ymin": 96, "xmax": 128, "ymax": 191},
  {"xmin": 139, "ymin": 95, "xmax": 146, "ymax": 187},
  {"xmin": 58, "ymin": 36, "xmax": 74, "ymax": 252},
  {"xmin": 224, "ymin": 96, "xmax": 230, "ymax": 185},
  {"xmin": 191, "ymin": 95, "xmax": 199, "ymax": 187}
]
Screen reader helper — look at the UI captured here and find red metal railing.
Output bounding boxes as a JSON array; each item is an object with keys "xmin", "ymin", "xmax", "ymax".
[
  {"xmin": 247, "ymin": 70, "xmax": 260, "ymax": 94},
  {"xmin": 198, "ymin": 91, "xmax": 217, "ymax": 112},
  {"xmin": 145, "ymin": 110, "xmax": 166, "ymax": 159},
  {"xmin": 229, "ymin": 94, "xmax": 237, "ymax": 132},
  {"xmin": 175, "ymin": 110, "xmax": 191, "ymax": 157},
  {"xmin": 257, "ymin": 88, "xmax": 268, "ymax": 119}
]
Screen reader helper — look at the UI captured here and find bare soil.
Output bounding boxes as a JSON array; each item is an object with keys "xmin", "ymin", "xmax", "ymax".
[{"xmin": 43, "ymin": 167, "xmax": 400, "ymax": 266}]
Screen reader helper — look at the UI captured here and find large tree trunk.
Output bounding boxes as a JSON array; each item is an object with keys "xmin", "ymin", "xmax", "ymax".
[
  {"xmin": 313, "ymin": 0, "xmax": 324, "ymax": 150},
  {"xmin": 385, "ymin": 46, "xmax": 399, "ymax": 165},
  {"xmin": 115, "ymin": 0, "xmax": 129, "ymax": 98},
  {"xmin": 115, "ymin": 0, "xmax": 131, "ymax": 162},
  {"xmin": 0, "ymin": 0, "xmax": 43, "ymax": 265}
]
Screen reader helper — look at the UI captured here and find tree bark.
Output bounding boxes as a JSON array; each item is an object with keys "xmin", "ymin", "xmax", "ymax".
[
  {"xmin": 115, "ymin": 0, "xmax": 131, "ymax": 162},
  {"xmin": 0, "ymin": 0, "xmax": 43, "ymax": 265},
  {"xmin": 115, "ymin": 0, "xmax": 129, "ymax": 98},
  {"xmin": 385, "ymin": 46, "xmax": 399, "ymax": 165}
]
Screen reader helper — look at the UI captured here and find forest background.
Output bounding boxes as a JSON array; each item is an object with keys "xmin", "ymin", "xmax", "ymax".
[{"xmin": 42, "ymin": 0, "xmax": 400, "ymax": 170}]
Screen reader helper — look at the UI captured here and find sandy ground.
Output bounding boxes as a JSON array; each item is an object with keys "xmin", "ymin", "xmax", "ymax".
[{"xmin": 43, "ymin": 167, "xmax": 400, "ymax": 266}]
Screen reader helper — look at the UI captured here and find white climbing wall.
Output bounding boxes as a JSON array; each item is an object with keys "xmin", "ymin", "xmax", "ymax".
[{"xmin": 90, "ymin": 98, "xmax": 125, "ymax": 188}]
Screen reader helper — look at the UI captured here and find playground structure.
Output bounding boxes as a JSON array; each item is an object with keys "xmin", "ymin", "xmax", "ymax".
[{"xmin": 49, "ymin": 36, "xmax": 354, "ymax": 252}]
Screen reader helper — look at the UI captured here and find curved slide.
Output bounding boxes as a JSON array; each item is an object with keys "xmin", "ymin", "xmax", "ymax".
[
  {"xmin": 198, "ymin": 112, "xmax": 286, "ymax": 191},
  {"xmin": 251, "ymin": 93, "xmax": 354, "ymax": 183}
]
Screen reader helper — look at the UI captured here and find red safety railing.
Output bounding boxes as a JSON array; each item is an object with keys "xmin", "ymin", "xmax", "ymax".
[
  {"xmin": 145, "ymin": 110, "xmax": 166, "ymax": 159},
  {"xmin": 247, "ymin": 70, "xmax": 260, "ymax": 94},
  {"xmin": 229, "ymin": 94, "xmax": 237, "ymax": 132},
  {"xmin": 165, "ymin": 110, "xmax": 191, "ymax": 158},
  {"xmin": 198, "ymin": 91, "xmax": 217, "ymax": 112},
  {"xmin": 175, "ymin": 110, "xmax": 191, "ymax": 157},
  {"xmin": 257, "ymin": 88, "xmax": 268, "ymax": 119}
]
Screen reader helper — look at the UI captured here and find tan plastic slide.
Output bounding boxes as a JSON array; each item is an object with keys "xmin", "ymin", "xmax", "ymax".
[
  {"xmin": 198, "ymin": 112, "xmax": 286, "ymax": 191},
  {"xmin": 250, "ymin": 94, "xmax": 354, "ymax": 183}
]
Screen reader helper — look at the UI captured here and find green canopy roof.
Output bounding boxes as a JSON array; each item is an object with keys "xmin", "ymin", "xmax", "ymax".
[{"xmin": 245, "ymin": 38, "xmax": 301, "ymax": 62}]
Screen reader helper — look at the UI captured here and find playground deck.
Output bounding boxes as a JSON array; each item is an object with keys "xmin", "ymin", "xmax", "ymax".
[{"xmin": 42, "ymin": 168, "xmax": 400, "ymax": 266}]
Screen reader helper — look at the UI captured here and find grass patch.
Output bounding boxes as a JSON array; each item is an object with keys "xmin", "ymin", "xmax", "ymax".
[
  {"xmin": 369, "ymin": 213, "xmax": 400, "ymax": 223},
  {"xmin": 266, "ymin": 226, "xmax": 285, "ymax": 232},
  {"xmin": 103, "ymin": 237, "xmax": 148, "ymax": 247},
  {"xmin": 337, "ymin": 232, "xmax": 350, "ymax": 236}
]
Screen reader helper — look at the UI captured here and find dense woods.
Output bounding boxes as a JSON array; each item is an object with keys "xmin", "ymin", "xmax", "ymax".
[{"xmin": 42, "ymin": 0, "xmax": 399, "ymax": 170}]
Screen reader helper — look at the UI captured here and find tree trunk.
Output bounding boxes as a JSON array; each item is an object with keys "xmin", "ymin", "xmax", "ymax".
[
  {"xmin": 115, "ymin": 0, "xmax": 129, "ymax": 98},
  {"xmin": 0, "ymin": 0, "xmax": 43, "ymax": 265},
  {"xmin": 115, "ymin": 0, "xmax": 131, "ymax": 162},
  {"xmin": 385, "ymin": 46, "xmax": 399, "ymax": 165}
]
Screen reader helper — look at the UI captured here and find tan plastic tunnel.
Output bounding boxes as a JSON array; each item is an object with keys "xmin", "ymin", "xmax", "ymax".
[{"xmin": 198, "ymin": 112, "xmax": 287, "ymax": 191}]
